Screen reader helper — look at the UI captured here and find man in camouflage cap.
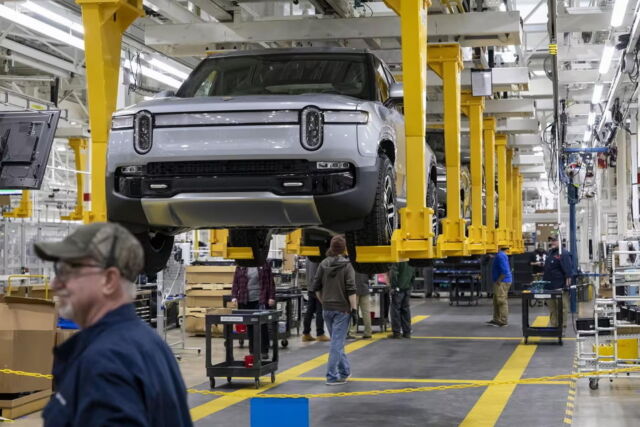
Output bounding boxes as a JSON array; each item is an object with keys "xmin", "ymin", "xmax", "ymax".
[{"xmin": 35, "ymin": 222, "xmax": 192, "ymax": 427}]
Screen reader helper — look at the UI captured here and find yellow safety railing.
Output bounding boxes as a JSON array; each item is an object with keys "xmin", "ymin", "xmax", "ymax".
[{"xmin": 6, "ymin": 275, "xmax": 50, "ymax": 299}]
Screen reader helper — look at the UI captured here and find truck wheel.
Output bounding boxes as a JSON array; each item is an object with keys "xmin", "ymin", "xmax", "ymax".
[
  {"xmin": 347, "ymin": 155, "xmax": 397, "ymax": 274},
  {"xmin": 229, "ymin": 228, "xmax": 271, "ymax": 266},
  {"xmin": 135, "ymin": 232, "xmax": 174, "ymax": 275}
]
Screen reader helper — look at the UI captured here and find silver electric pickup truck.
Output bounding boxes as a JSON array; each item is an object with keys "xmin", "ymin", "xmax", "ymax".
[{"xmin": 107, "ymin": 48, "xmax": 438, "ymax": 274}]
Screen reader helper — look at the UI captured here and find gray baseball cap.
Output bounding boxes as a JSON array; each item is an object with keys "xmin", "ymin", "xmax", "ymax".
[{"xmin": 34, "ymin": 222, "xmax": 144, "ymax": 281}]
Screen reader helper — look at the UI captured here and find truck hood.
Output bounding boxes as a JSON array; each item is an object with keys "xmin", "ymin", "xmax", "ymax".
[{"xmin": 115, "ymin": 94, "xmax": 362, "ymax": 116}]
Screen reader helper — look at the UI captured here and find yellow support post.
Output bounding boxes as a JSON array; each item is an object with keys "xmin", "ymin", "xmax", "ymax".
[
  {"xmin": 461, "ymin": 92, "xmax": 486, "ymax": 255},
  {"xmin": 77, "ymin": 0, "xmax": 144, "ymax": 223},
  {"xmin": 505, "ymin": 149, "xmax": 514, "ymax": 249},
  {"xmin": 61, "ymin": 138, "xmax": 88, "ymax": 221},
  {"xmin": 511, "ymin": 166, "xmax": 520, "ymax": 254},
  {"xmin": 209, "ymin": 229, "xmax": 253, "ymax": 260},
  {"xmin": 495, "ymin": 135, "xmax": 510, "ymax": 247},
  {"xmin": 357, "ymin": 0, "xmax": 434, "ymax": 264},
  {"xmin": 2, "ymin": 190, "xmax": 32, "ymax": 219},
  {"xmin": 514, "ymin": 172, "xmax": 525, "ymax": 253},
  {"xmin": 284, "ymin": 229, "xmax": 321, "ymax": 257},
  {"xmin": 429, "ymin": 44, "xmax": 468, "ymax": 258},
  {"xmin": 483, "ymin": 118, "xmax": 498, "ymax": 253}
]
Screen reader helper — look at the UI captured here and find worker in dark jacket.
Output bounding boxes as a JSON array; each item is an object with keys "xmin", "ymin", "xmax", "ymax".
[
  {"xmin": 311, "ymin": 235, "xmax": 357, "ymax": 385},
  {"xmin": 232, "ymin": 263, "xmax": 276, "ymax": 359},
  {"xmin": 34, "ymin": 222, "xmax": 192, "ymax": 427},
  {"xmin": 543, "ymin": 235, "xmax": 573, "ymax": 328},
  {"xmin": 389, "ymin": 262, "xmax": 415, "ymax": 338},
  {"xmin": 487, "ymin": 247, "xmax": 513, "ymax": 327}
]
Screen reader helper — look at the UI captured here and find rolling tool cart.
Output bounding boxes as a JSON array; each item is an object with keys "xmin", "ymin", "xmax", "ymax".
[
  {"xmin": 521, "ymin": 289, "xmax": 564, "ymax": 344},
  {"xmin": 449, "ymin": 274, "xmax": 481, "ymax": 306},
  {"xmin": 205, "ymin": 309, "xmax": 281, "ymax": 389},
  {"xmin": 370, "ymin": 284, "xmax": 389, "ymax": 332},
  {"xmin": 275, "ymin": 288, "xmax": 304, "ymax": 348}
]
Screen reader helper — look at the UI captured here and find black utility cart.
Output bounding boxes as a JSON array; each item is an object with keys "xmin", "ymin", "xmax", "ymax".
[
  {"xmin": 205, "ymin": 309, "xmax": 281, "ymax": 388},
  {"xmin": 521, "ymin": 289, "xmax": 564, "ymax": 344},
  {"xmin": 275, "ymin": 288, "xmax": 304, "ymax": 348},
  {"xmin": 370, "ymin": 284, "xmax": 390, "ymax": 332}
]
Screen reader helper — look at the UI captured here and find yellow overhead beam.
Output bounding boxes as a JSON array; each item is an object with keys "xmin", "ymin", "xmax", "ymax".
[
  {"xmin": 61, "ymin": 138, "xmax": 88, "ymax": 221},
  {"xmin": 483, "ymin": 118, "xmax": 498, "ymax": 254},
  {"xmin": 461, "ymin": 92, "xmax": 486, "ymax": 255},
  {"xmin": 77, "ymin": 0, "xmax": 144, "ymax": 223}
]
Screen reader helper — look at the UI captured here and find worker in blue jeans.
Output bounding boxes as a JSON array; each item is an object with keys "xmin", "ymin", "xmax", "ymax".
[
  {"xmin": 310, "ymin": 235, "xmax": 357, "ymax": 386},
  {"xmin": 487, "ymin": 246, "xmax": 513, "ymax": 327}
]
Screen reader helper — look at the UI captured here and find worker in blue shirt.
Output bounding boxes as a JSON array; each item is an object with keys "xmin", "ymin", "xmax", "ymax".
[
  {"xmin": 543, "ymin": 235, "xmax": 573, "ymax": 328},
  {"xmin": 34, "ymin": 223, "xmax": 192, "ymax": 427},
  {"xmin": 487, "ymin": 247, "xmax": 513, "ymax": 327}
]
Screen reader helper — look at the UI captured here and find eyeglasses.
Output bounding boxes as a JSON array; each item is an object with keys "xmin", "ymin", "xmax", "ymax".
[{"xmin": 53, "ymin": 261, "xmax": 104, "ymax": 283}]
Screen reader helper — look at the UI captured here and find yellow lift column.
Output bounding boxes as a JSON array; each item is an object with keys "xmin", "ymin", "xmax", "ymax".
[
  {"xmin": 77, "ymin": 0, "xmax": 144, "ymax": 223},
  {"xmin": 516, "ymin": 172, "xmax": 525, "ymax": 252},
  {"xmin": 511, "ymin": 166, "xmax": 522, "ymax": 254},
  {"xmin": 495, "ymin": 134, "xmax": 510, "ymax": 247},
  {"xmin": 461, "ymin": 92, "xmax": 486, "ymax": 255},
  {"xmin": 429, "ymin": 44, "xmax": 468, "ymax": 258},
  {"xmin": 61, "ymin": 138, "xmax": 88, "ymax": 221},
  {"xmin": 505, "ymin": 149, "xmax": 514, "ymax": 250},
  {"xmin": 357, "ymin": 0, "xmax": 434, "ymax": 264},
  {"xmin": 3, "ymin": 191, "xmax": 32, "ymax": 219},
  {"xmin": 483, "ymin": 118, "xmax": 498, "ymax": 253}
]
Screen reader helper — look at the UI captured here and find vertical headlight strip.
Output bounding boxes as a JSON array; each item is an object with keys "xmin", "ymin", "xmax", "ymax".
[
  {"xmin": 133, "ymin": 110, "xmax": 153, "ymax": 154},
  {"xmin": 300, "ymin": 106, "xmax": 324, "ymax": 151}
]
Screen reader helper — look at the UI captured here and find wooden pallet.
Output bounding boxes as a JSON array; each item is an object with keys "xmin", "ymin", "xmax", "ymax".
[{"xmin": 0, "ymin": 389, "xmax": 52, "ymax": 419}]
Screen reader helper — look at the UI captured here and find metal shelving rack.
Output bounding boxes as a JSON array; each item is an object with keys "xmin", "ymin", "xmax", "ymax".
[{"xmin": 577, "ymin": 250, "xmax": 640, "ymax": 389}]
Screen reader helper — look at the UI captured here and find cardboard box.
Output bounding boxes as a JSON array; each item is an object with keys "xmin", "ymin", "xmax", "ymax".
[
  {"xmin": 185, "ymin": 285, "xmax": 231, "ymax": 309},
  {"xmin": 185, "ymin": 265, "xmax": 235, "ymax": 285},
  {"xmin": 184, "ymin": 308, "xmax": 222, "ymax": 336},
  {"xmin": 55, "ymin": 328, "xmax": 78, "ymax": 347},
  {"xmin": 0, "ymin": 296, "xmax": 56, "ymax": 394}
]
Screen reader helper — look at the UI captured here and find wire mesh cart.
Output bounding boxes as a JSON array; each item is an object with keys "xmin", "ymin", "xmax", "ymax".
[
  {"xmin": 577, "ymin": 250, "xmax": 640, "ymax": 390},
  {"xmin": 205, "ymin": 309, "xmax": 281, "ymax": 389},
  {"xmin": 275, "ymin": 289, "xmax": 303, "ymax": 348},
  {"xmin": 521, "ymin": 289, "xmax": 563, "ymax": 344}
]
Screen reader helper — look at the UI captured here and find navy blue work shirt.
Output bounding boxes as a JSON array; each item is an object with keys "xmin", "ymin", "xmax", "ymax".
[
  {"xmin": 43, "ymin": 304, "xmax": 192, "ymax": 427},
  {"xmin": 542, "ymin": 247, "xmax": 574, "ymax": 289}
]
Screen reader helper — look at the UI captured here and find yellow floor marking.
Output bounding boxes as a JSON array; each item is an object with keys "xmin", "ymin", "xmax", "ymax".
[
  {"xmin": 190, "ymin": 315, "xmax": 429, "ymax": 421},
  {"xmin": 291, "ymin": 377, "xmax": 569, "ymax": 385},
  {"xmin": 564, "ymin": 417, "xmax": 572, "ymax": 424},
  {"xmin": 565, "ymin": 409, "xmax": 573, "ymax": 416},
  {"xmin": 412, "ymin": 336, "xmax": 575, "ymax": 341},
  {"xmin": 459, "ymin": 316, "xmax": 549, "ymax": 427}
]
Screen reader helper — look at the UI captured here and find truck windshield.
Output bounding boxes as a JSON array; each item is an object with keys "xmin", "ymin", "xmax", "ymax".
[{"xmin": 177, "ymin": 53, "xmax": 373, "ymax": 100}]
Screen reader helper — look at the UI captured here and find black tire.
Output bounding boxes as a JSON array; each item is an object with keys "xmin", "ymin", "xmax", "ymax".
[
  {"xmin": 228, "ymin": 229, "xmax": 271, "ymax": 267},
  {"xmin": 281, "ymin": 339, "xmax": 289, "ymax": 348},
  {"xmin": 347, "ymin": 155, "xmax": 397, "ymax": 274},
  {"xmin": 135, "ymin": 232, "xmax": 174, "ymax": 275},
  {"xmin": 589, "ymin": 378, "xmax": 598, "ymax": 390}
]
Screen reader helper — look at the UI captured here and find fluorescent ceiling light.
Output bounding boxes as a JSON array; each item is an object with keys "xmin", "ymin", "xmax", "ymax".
[
  {"xmin": 532, "ymin": 70, "xmax": 546, "ymax": 77},
  {"xmin": 598, "ymin": 44, "xmax": 615, "ymax": 74},
  {"xmin": 123, "ymin": 60, "xmax": 181, "ymax": 89},
  {"xmin": 611, "ymin": 0, "xmax": 630, "ymax": 27},
  {"xmin": 591, "ymin": 84, "xmax": 603, "ymax": 104},
  {"xmin": 148, "ymin": 58, "xmax": 189, "ymax": 80},
  {"xmin": 533, "ymin": 146, "xmax": 543, "ymax": 152},
  {"xmin": 0, "ymin": 4, "xmax": 84, "ymax": 50},
  {"xmin": 22, "ymin": 1, "xmax": 84, "ymax": 34},
  {"xmin": 587, "ymin": 111, "xmax": 596, "ymax": 126},
  {"xmin": 583, "ymin": 130, "xmax": 591, "ymax": 141}
]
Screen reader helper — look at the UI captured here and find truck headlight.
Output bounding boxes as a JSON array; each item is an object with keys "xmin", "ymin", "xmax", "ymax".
[
  {"xmin": 300, "ymin": 106, "xmax": 323, "ymax": 151},
  {"xmin": 323, "ymin": 111, "xmax": 369, "ymax": 124},
  {"xmin": 111, "ymin": 115, "xmax": 134, "ymax": 130},
  {"xmin": 133, "ymin": 110, "xmax": 153, "ymax": 154}
]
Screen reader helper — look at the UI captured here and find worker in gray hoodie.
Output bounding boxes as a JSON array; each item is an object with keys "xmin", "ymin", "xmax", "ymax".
[{"xmin": 311, "ymin": 235, "xmax": 357, "ymax": 385}]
